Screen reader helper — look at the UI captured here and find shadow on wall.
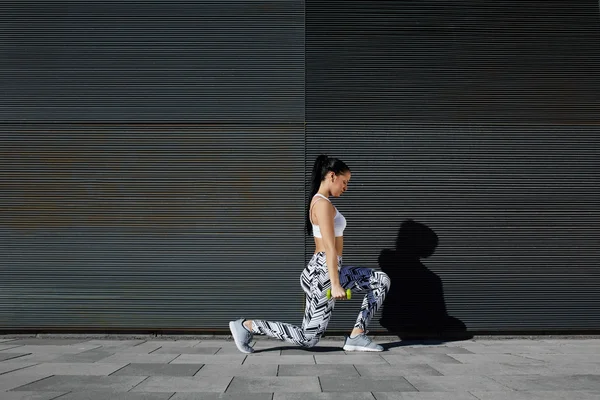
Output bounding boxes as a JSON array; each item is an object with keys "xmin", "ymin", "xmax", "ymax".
[{"xmin": 379, "ymin": 219, "xmax": 473, "ymax": 341}]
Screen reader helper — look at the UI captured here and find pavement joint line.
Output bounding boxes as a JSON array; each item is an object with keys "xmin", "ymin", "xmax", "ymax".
[
  {"xmin": 127, "ymin": 375, "xmax": 150, "ymax": 392},
  {"xmin": 222, "ymin": 375, "xmax": 235, "ymax": 393}
]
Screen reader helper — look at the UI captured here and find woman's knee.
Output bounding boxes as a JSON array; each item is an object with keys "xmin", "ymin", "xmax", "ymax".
[{"xmin": 375, "ymin": 270, "xmax": 391, "ymax": 290}]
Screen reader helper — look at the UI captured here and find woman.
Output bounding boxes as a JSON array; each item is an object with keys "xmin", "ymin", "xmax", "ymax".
[{"xmin": 229, "ymin": 154, "xmax": 390, "ymax": 353}]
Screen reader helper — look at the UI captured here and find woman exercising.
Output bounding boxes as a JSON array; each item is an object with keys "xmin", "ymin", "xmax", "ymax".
[{"xmin": 229, "ymin": 154, "xmax": 390, "ymax": 352}]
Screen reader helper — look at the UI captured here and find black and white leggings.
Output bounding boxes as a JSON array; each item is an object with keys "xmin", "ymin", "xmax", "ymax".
[{"xmin": 250, "ymin": 252, "xmax": 391, "ymax": 348}]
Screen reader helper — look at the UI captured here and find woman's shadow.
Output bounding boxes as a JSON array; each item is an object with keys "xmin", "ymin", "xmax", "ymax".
[{"xmin": 379, "ymin": 219, "xmax": 472, "ymax": 342}]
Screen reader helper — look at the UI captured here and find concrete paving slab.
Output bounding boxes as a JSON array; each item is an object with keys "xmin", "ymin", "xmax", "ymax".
[
  {"xmin": 226, "ymin": 376, "xmax": 320, "ymax": 393},
  {"xmin": 170, "ymin": 355, "xmax": 246, "ymax": 365},
  {"xmin": 7, "ymin": 363, "xmax": 128, "ymax": 376},
  {"xmin": 402, "ymin": 346, "xmax": 474, "ymax": 355},
  {"xmin": 111, "ymin": 343, "xmax": 163, "ymax": 354},
  {"xmin": 2, "ymin": 340, "xmax": 89, "ymax": 346},
  {"xmin": 47, "ymin": 392, "xmax": 173, "ymax": 400},
  {"xmin": 2, "ymin": 345, "xmax": 101, "ymax": 355},
  {"xmin": 1, "ymin": 354, "xmax": 61, "ymax": 363},
  {"xmin": 274, "ymin": 393, "xmax": 375, "ymax": 400},
  {"xmin": 152, "ymin": 347, "xmax": 220, "ymax": 355},
  {"xmin": 172, "ymin": 394, "xmax": 272, "ymax": 400},
  {"xmin": 110, "ymin": 363, "xmax": 203, "ymax": 377},
  {"xmin": 195, "ymin": 364, "xmax": 277, "ymax": 377},
  {"xmin": 0, "ymin": 345, "xmax": 24, "ymax": 351},
  {"xmin": 355, "ymin": 364, "xmax": 442, "ymax": 377},
  {"xmin": 489, "ymin": 374, "xmax": 600, "ymax": 391},
  {"xmin": 403, "ymin": 375, "xmax": 514, "ymax": 392},
  {"xmin": 447, "ymin": 354, "xmax": 545, "ymax": 364},
  {"xmin": 0, "ymin": 353, "xmax": 31, "ymax": 362},
  {"xmin": 10, "ymin": 375, "xmax": 147, "ymax": 392},
  {"xmin": 50, "ymin": 350, "xmax": 116, "ymax": 363},
  {"xmin": 145, "ymin": 340, "xmax": 201, "ymax": 347},
  {"xmin": 243, "ymin": 355, "xmax": 315, "ymax": 365},
  {"xmin": 471, "ymin": 390, "xmax": 600, "ymax": 400},
  {"xmin": 427, "ymin": 362, "xmax": 552, "ymax": 376},
  {"xmin": 81, "ymin": 340, "xmax": 145, "ymax": 348},
  {"xmin": 130, "ymin": 376, "xmax": 233, "ymax": 393},
  {"xmin": 277, "ymin": 364, "xmax": 359, "ymax": 377},
  {"xmin": 320, "ymin": 376, "xmax": 416, "ymax": 392},
  {"xmin": 0, "ymin": 339, "xmax": 18, "ymax": 343},
  {"xmin": 0, "ymin": 391, "xmax": 68, "ymax": 400},
  {"xmin": 314, "ymin": 354, "xmax": 387, "ymax": 365},
  {"xmin": 383, "ymin": 354, "xmax": 461, "ymax": 365},
  {"xmin": 0, "ymin": 374, "xmax": 55, "ymax": 391},
  {"xmin": 98, "ymin": 353, "xmax": 179, "ymax": 364},
  {"xmin": 516, "ymin": 353, "xmax": 600, "ymax": 363},
  {"xmin": 0, "ymin": 362, "xmax": 38, "ymax": 375},
  {"xmin": 373, "ymin": 392, "xmax": 478, "ymax": 400}
]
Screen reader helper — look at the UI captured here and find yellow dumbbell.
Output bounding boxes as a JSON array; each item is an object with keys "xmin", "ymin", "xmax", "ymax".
[{"xmin": 326, "ymin": 288, "xmax": 352, "ymax": 300}]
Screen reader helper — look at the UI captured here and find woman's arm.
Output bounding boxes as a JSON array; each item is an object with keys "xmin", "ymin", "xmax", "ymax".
[{"xmin": 313, "ymin": 200, "xmax": 346, "ymax": 299}]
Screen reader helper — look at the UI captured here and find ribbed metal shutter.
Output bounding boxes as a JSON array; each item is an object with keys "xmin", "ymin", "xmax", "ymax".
[
  {"xmin": 306, "ymin": 1, "xmax": 600, "ymax": 333},
  {"xmin": 0, "ymin": 1, "xmax": 306, "ymax": 331}
]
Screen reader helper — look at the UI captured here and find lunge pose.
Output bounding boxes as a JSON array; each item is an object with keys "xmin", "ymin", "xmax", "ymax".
[{"xmin": 229, "ymin": 155, "xmax": 390, "ymax": 353}]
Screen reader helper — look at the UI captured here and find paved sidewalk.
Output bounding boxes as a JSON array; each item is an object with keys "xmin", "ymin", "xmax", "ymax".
[{"xmin": 0, "ymin": 335, "xmax": 599, "ymax": 399}]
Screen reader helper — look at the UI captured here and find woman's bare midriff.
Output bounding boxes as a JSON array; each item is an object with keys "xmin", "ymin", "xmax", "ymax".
[{"xmin": 313, "ymin": 236, "xmax": 344, "ymax": 256}]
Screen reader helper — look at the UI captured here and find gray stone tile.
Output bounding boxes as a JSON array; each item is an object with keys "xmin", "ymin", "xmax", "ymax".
[
  {"xmin": 51, "ymin": 350, "xmax": 116, "ymax": 363},
  {"xmin": 277, "ymin": 364, "xmax": 359, "ymax": 377},
  {"xmin": 152, "ymin": 346, "xmax": 220, "ymax": 355},
  {"xmin": 111, "ymin": 363, "xmax": 203, "ymax": 377},
  {"xmin": 195, "ymin": 364, "xmax": 278, "ymax": 377},
  {"xmin": 490, "ymin": 374, "xmax": 600, "ymax": 391},
  {"xmin": 427, "ymin": 362, "xmax": 552, "ymax": 376},
  {"xmin": 320, "ymin": 376, "xmax": 416, "ymax": 392},
  {"xmin": 0, "ymin": 353, "xmax": 31, "ymax": 362},
  {"xmin": 281, "ymin": 348, "xmax": 345, "ymax": 355},
  {"xmin": 172, "ymin": 394, "xmax": 272, "ymax": 400},
  {"xmin": 0, "ymin": 362, "xmax": 38, "ymax": 375},
  {"xmin": 2, "ymin": 339, "xmax": 89, "ymax": 346},
  {"xmin": 243, "ymin": 355, "xmax": 315, "ymax": 365},
  {"xmin": 7, "ymin": 363, "xmax": 127, "ymax": 376},
  {"xmin": 0, "ymin": 374, "xmax": 55, "ymax": 391},
  {"xmin": 314, "ymin": 354, "xmax": 387, "ymax": 365},
  {"xmin": 170, "ymin": 355, "xmax": 246, "ymax": 365},
  {"xmin": 402, "ymin": 346, "xmax": 474, "ymax": 355},
  {"xmin": 217, "ymin": 346, "xmax": 277, "ymax": 355},
  {"xmin": 274, "ymin": 394, "xmax": 375, "ymax": 400},
  {"xmin": 1, "ymin": 353, "xmax": 62, "ymax": 363},
  {"xmin": 226, "ymin": 376, "xmax": 321, "ymax": 393},
  {"xmin": 145, "ymin": 340, "xmax": 201, "ymax": 347},
  {"xmin": 403, "ymin": 375, "xmax": 513, "ymax": 392},
  {"xmin": 48, "ymin": 392, "xmax": 173, "ymax": 400},
  {"xmin": 0, "ymin": 338, "xmax": 18, "ymax": 342},
  {"xmin": 112, "ymin": 343, "xmax": 163, "ymax": 354},
  {"xmin": 2, "ymin": 345, "xmax": 101, "ymax": 355},
  {"xmin": 0, "ymin": 344, "xmax": 24, "ymax": 351},
  {"xmin": 516, "ymin": 353, "xmax": 600, "ymax": 363},
  {"xmin": 471, "ymin": 390, "xmax": 600, "ymax": 400},
  {"xmin": 444, "ymin": 354, "xmax": 542, "ymax": 365},
  {"xmin": 11, "ymin": 375, "xmax": 147, "ymax": 392},
  {"xmin": 82, "ymin": 340, "xmax": 145, "ymax": 348},
  {"xmin": 374, "ymin": 392, "xmax": 478, "ymax": 400},
  {"xmin": 0, "ymin": 391, "xmax": 68, "ymax": 400},
  {"xmin": 355, "ymin": 364, "xmax": 442, "ymax": 377},
  {"xmin": 131, "ymin": 376, "xmax": 232, "ymax": 392},
  {"xmin": 382, "ymin": 354, "xmax": 462, "ymax": 365},
  {"xmin": 98, "ymin": 353, "xmax": 179, "ymax": 364}
]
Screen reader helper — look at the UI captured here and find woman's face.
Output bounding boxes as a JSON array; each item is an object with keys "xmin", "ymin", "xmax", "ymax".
[{"xmin": 330, "ymin": 171, "xmax": 351, "ymax": 197}]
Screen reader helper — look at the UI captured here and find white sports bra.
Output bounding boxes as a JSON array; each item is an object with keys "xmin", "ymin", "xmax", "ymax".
[{"xmin": 310, "ymin": 193, "xmax": 347, "ymax": 238}]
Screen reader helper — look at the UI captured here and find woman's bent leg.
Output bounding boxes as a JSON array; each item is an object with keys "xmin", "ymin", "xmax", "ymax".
[
  {"xmin": 340, "ymin": 266, "xmax": 391, "ymax": 331},
  {"xmin": 250, "ymin": 254, "xmax": 335, "ymax": 347}
]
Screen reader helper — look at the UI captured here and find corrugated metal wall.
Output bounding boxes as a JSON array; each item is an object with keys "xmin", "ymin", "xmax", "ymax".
[
  {"xmin": 306, "ymin": 0, "xmax": 600, "ymax": 334},
  {"xmin": 0, "ymin": 1, "xmax": 306, "ymax": 331},
  {"xmin": 1, "ymin": 0, "xmax": 599, "ymax": 334}
]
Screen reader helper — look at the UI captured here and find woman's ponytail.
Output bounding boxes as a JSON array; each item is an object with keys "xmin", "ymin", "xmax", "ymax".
[{"xmin": 306, "ymin": 154, "xmax": 329, "ymax": 235}]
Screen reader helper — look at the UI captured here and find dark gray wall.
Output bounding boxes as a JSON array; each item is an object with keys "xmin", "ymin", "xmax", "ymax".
[
  {"xmin": 1, "ymin": 0, "xmax": 599, "ymax": 334},
  {"xmin": 306, "ymin": 0, "xmax": 600, "ymax": 333},
  {"xmin": 0, "ymin": 1, "xmax": 306, "ymax": 331}
]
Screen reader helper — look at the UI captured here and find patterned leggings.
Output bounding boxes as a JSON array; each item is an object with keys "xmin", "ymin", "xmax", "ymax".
[{"xmin": 250, "ymin": 252, "xmax": 391, "ymax": 348}]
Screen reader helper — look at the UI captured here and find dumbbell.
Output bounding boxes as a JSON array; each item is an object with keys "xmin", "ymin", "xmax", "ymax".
[{"xmin": 326, "ymin": 288, "xmax": 352, "ymax": 300}]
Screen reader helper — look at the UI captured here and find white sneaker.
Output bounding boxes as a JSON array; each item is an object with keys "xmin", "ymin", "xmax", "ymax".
[
  {"xmin": 343, "ymin": 332, "xmax": 383, "ymax": 352},
  {"xmin": 229, "ymin": 318, "xmax": 254, "ymax": 354}
]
